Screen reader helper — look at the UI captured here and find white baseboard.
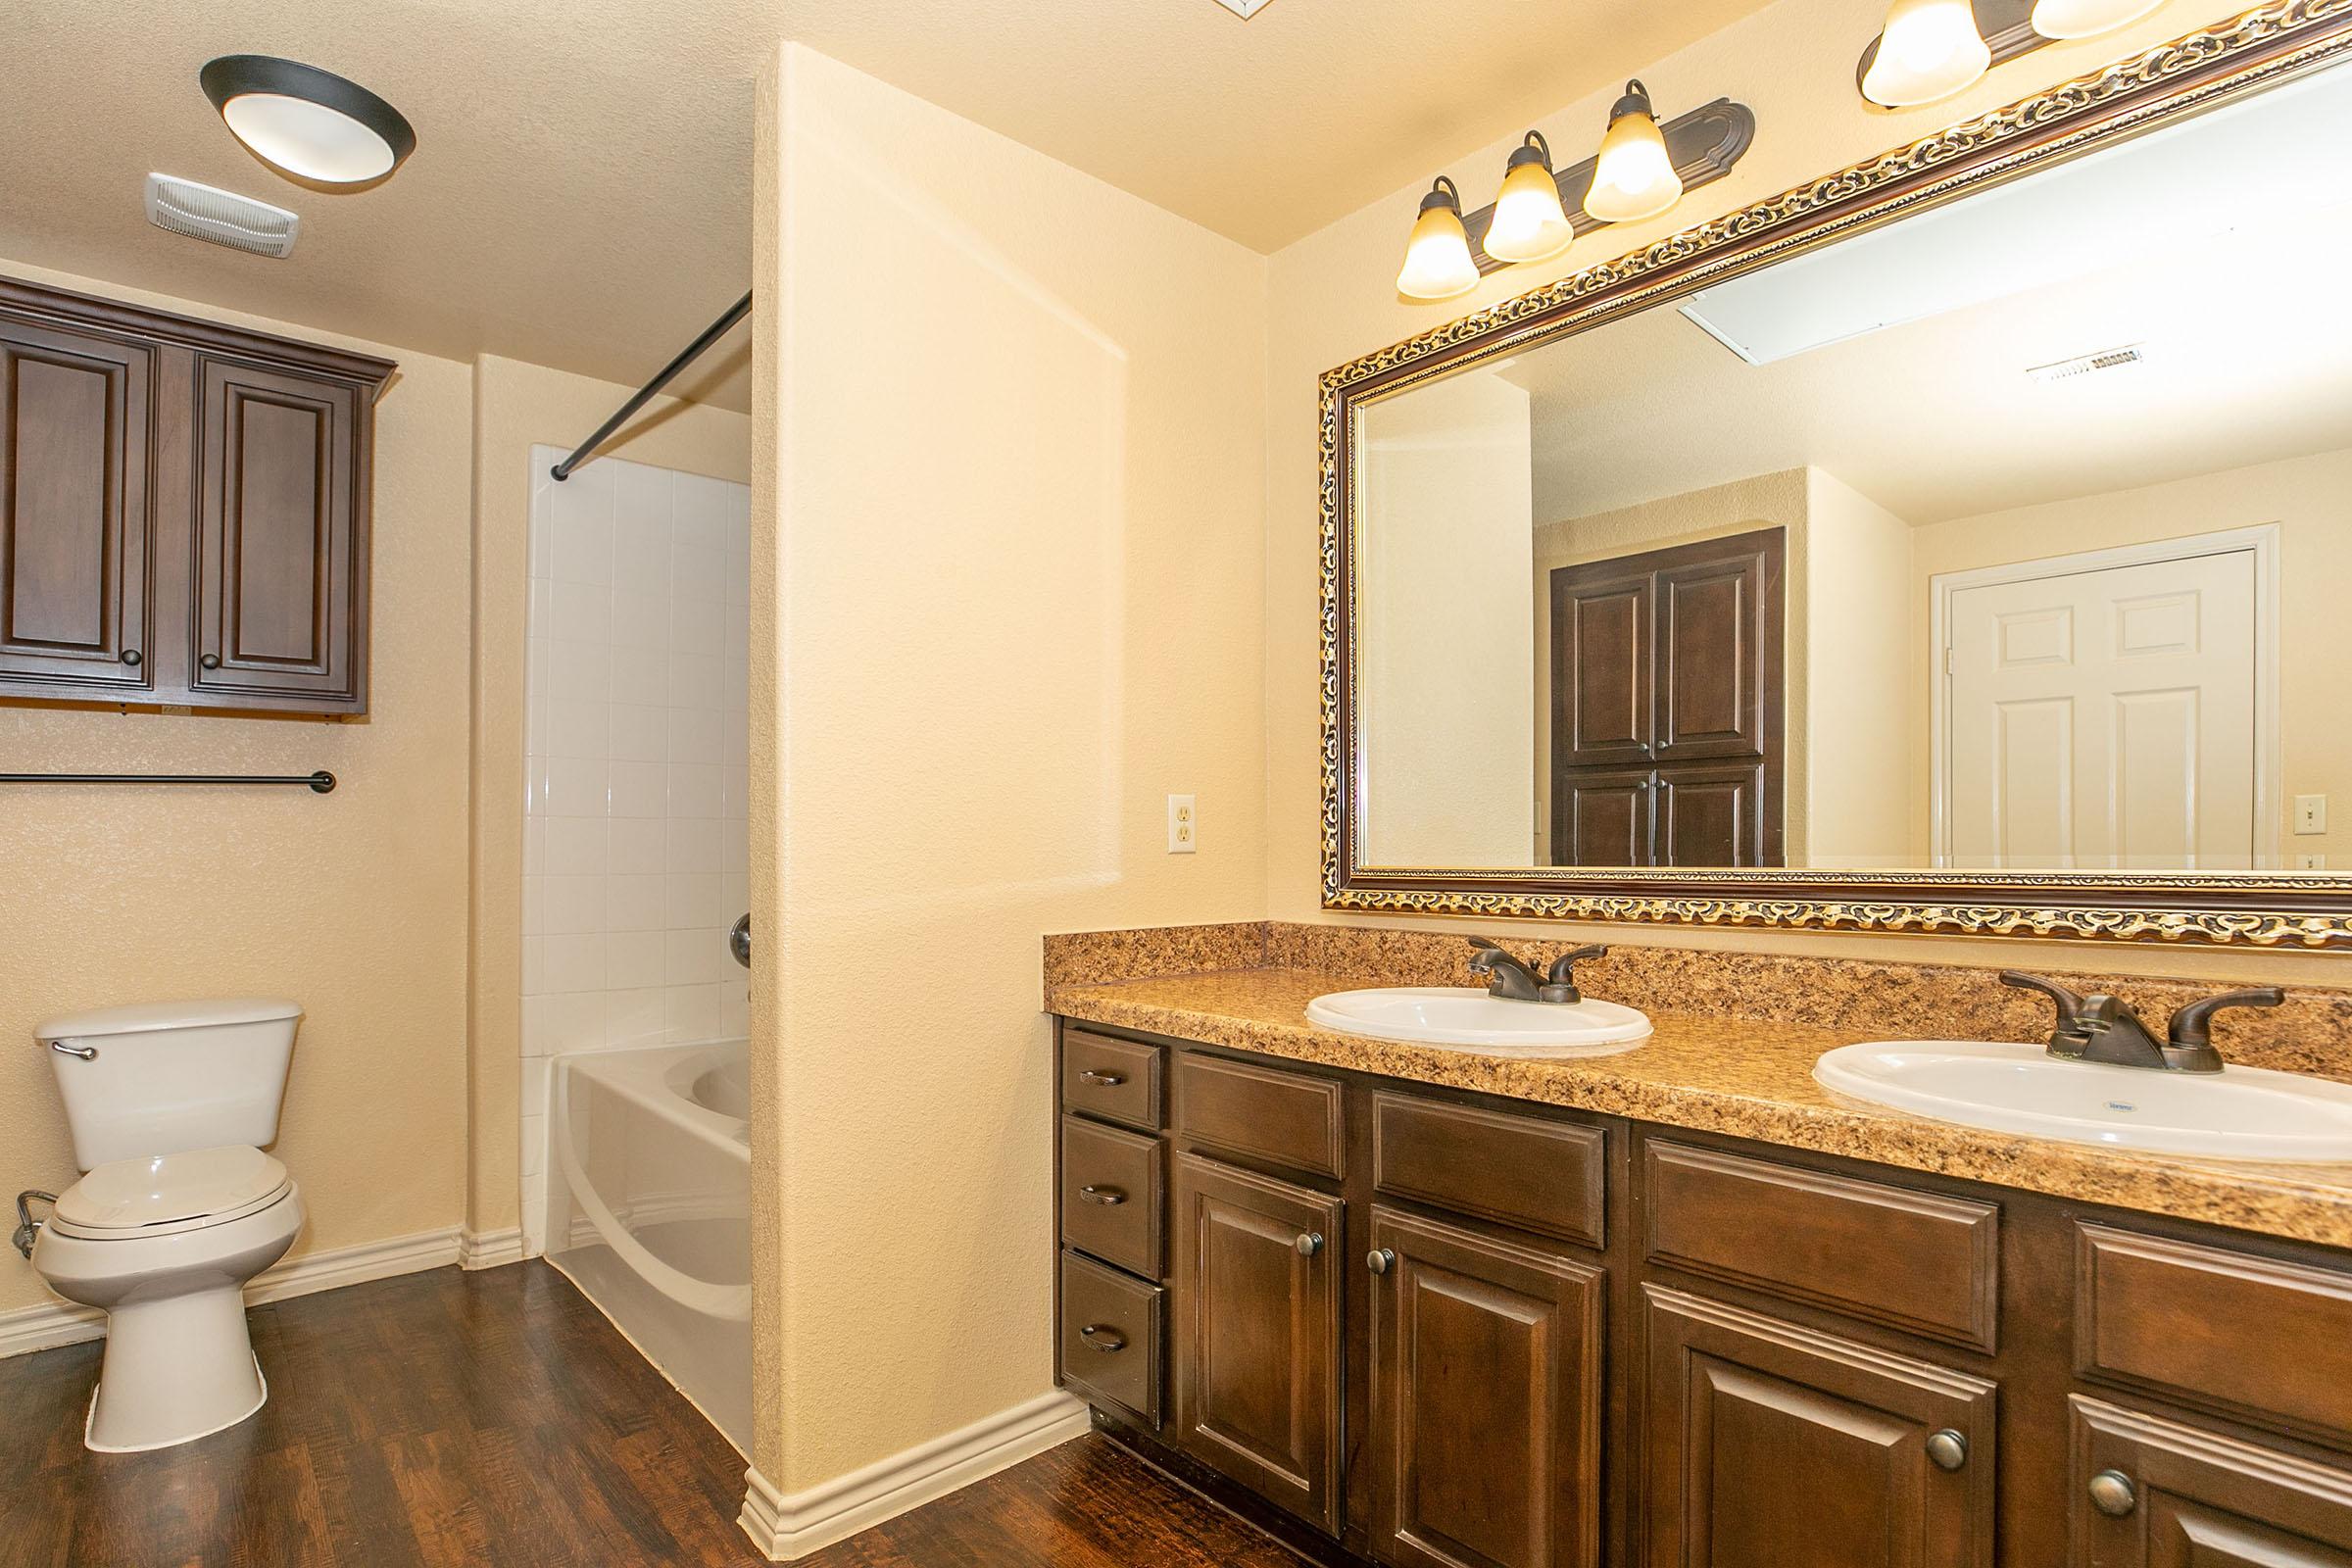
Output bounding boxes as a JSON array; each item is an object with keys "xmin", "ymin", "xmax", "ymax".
[
  {"xmin": 459, "ymin": 1226, "xmax": 525, "ymax": 1270},
  {"xmin": 738, "ymin": 1390, "xmax": 1089, "ymax": 1560},
  {"xmin": 0, "ymin": 1223, "xmax": 466, "ymax": 1361}
]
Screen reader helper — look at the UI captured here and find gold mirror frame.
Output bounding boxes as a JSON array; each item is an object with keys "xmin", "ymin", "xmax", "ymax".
[{"xmin": 1321, "ymin": 0, "xmax": 2352, "ymax": 948}]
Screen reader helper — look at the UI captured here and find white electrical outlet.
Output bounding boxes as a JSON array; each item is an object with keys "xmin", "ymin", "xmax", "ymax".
[
  {"xmin": 1168, "ymin": 794, "xmax": 1198, "ymax": 855},
  {"xmin": 2295, "ymin": 795, "xmax": 2329, "ymax": 835},
  {"xmin": 2299, "ymin": 853, "xmax": 2328, "ymax": 871}
]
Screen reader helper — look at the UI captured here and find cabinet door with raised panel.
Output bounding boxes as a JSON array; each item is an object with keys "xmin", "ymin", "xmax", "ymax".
[
  {"xmin": 1642, "ymin": 1286, "xmax": 1995, "ymax": 1568},
  {"xmin": 1172, "ymin": 1152, "xmax": 1345, "ymax": 1536},
  {"xmin": 191, "ymin": 355, "xmax": 366, "ymax": 709},
  {"xmin": 1369, "ymin": 1207, "xmax": 1605, "ymax": 1568},
  {"xmin": 0, "ymin": 315, "xmax": 155, "ymax": 694},
  {"xmin": 2071, "ymin": 1397, "xmax": 2352, "ymax": 1567}
]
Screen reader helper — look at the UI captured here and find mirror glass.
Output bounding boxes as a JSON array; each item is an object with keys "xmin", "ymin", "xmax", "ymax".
[{"xmin": 1354, "ymin": 61, "xmax": 2352, "ymax": 875}]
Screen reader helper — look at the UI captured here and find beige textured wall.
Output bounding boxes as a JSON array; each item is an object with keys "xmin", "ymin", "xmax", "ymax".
[
  {"xmin": 0, "ymin": 259, "xmax": 474, "ymax": 1315},
  {"xmin": 752, "ymin": 44, "xmax": 1267, "ymax": 1486},
  {"xmin": 1262, "ymin": 0, "xmax": 2345, "ymax": 982},
  {"xmin": 1804, "ymin": 468, "xmax": 1918, "ymax": 868},
  {"xmin": 1908, "ymin": 445, "xmax": 2352, "ymax": 870},
  {"xmin": 466, "ymin": 357, "xmax": 752, "ymax": 1239}
]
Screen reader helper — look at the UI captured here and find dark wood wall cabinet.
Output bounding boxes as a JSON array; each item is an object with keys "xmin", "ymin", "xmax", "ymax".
[
  {"xmin": 1054, "ymin": 1016, "xmax": 2352, "ymax": 1568},
  {"xmin": 0, "ymin": 276, "xmax": 392, "ymax": 714}
]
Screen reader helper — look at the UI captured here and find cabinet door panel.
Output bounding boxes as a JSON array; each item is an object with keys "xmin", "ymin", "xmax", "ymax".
[
  {"xmin": 1652, "ymin": 546, "xmax": 1775, "ymax": 762},
  {"xmin": 193, "ymin": 356, "xmax": 365, "ymax": 707},
  {"xmin": 1653, "ymin": 763, "xmax": 1769, "ymax": 869},
  {"xmin": 1173, "ymin": 1152, "xmax": 1345, "ymax": 1535},
  {"xmin": 1643, "ymin": 1286, "xmax": 1995, "ymax": 1568},
  {"xmin": 0, "ymin": 318, "xmax": 154, "ymax": 692},
  {"xmin": 1553, "ymin": 768, "xmax": 1653, "ymax": 869},
  {"xmin": 2071, "ymin": 1396, "xmax": 2352, "ymax": 1568},
  {"xmin": 1371, "ymin": 1208, "xmax": 1604, "ymax": 1568},
  {"xmin": 1550, "ymin": 566, "xmax": 1653, "ymax": 767}
]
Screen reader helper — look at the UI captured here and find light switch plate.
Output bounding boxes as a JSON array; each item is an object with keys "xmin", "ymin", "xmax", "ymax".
[
  {"xmin": 1168, "ymin": 794, "xmax": 1198, "ymax": 854},
  {"xmin": 2295, "ymin": 795, "xmax": 2328, "ymax": 835},
  {"xmin": 2298, "ymin": 853, "xmax": 2328, "ymax": 871}
]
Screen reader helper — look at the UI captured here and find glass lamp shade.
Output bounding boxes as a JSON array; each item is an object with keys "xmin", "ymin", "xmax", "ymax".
[
  {"xmin": 2031, "ymin": 0, "xmax": 2166, "ymax": 36},
  {"xmin": 1485, "ymin": 154, "xmax": 1575, "ymax": 265},
  {"xmin": 1861, "ymin": 0, "xmax": 1992, "ymax": 107},
  {"xmin": 1396, "ymin": 188, "xmax": 1480, "ymax": 301},
  {"xmin": 1585, "ymin": 90, "xmax": 1683, "ymax": 224},
  {"xmin": 200, "ymin": 56, "xmax": 416, "ymax": 185}
]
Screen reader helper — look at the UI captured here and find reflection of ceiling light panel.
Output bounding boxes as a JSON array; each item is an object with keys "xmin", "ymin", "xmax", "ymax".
[
  {"xmin": 2026, "ymin": 343, "xmax": 2147, "ymax": 383},
  {"xmin": 1210, "ymin": 0, "xmax": 1276, "ymax": 14}
]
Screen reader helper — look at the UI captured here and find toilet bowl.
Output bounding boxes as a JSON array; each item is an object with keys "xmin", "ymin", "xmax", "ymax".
[{"xmin": 26, "ymin": 999, "xmax": 306, "ymax": 1453}]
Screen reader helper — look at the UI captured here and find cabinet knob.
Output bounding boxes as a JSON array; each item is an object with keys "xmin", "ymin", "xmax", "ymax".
[
  {"xmin": 200, "ymin": 654, "xmax": 221, "ymax": 670},
  {"xmin": 1295, "ymin": 1232, "xmax": 1323, "ymax": 1257},
  {"xmin": 1926, "ymin": 1430, "xmax": 1968, "ymax": 1472},
  {"xmin": 1367, "ymin": 1248, "xmax": 1396, "ymax": 1275},
  {"xmin": 121, "ymin": 649, "xmax": 142, "ymax": 667},
  {"xmin": 2087, "ymin": 1470, "xmax": 2137, "ymax": 1518},
  {"xmin": 1076, "ymin": 1069, "xmax": 1125, "ymax": 1087},
  {"xmin": 1077, "ymin": 1324, "xmax": 1127, "ymax": 1353},
  {"xmin": 1076, "ymin": 1185, "xmax": 1126, "ymax": 1206}
]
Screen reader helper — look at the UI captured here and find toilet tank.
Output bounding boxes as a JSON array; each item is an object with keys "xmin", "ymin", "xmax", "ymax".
[{"xmin": 37, "ymin": 999, "xmax": 303, "ymax": 1169}]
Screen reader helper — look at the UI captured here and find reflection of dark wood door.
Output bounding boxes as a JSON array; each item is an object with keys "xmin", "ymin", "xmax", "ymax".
[
  {"xmin": 2070, "ymin": 1397, "xmax": 2352, "ymax": 1567},
  {"xmin": 1549, "ymin": 528, "xmax": 1784, "ymax": 867}
]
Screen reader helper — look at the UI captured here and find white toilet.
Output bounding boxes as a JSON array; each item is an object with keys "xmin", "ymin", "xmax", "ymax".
[{"xmin": 25, "ymin": 999, "xmax": 306, "ymax": 1453}]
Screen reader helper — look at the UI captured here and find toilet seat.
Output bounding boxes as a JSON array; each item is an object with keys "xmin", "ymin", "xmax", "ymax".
[{"xmin": 48, "ymin": 1146, "xmax": 292, "ymax": 1240}]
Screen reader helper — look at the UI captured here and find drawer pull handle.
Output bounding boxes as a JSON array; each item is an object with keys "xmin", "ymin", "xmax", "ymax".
[
  {"xmin": 1076, "ymin": 1070, "xmax": 1127, "ymax": 1087},
  {"xmin": 1078, "ymin": 1324, "xmax": 1127, "ymax": 1353},
  {"xmin": 2087, "ymin": 1470, "xmax": 2136, "ymax": 1518},
  {"xmin": 1367, "ymin": 1248, "xmax": 1396, "ymax": 1275},
  {"xmin": 1295, "ymin": 1232, "xmax": 1323, "ymax": 1257},
  {"xmin": 1926, "ymin": 1430, "xmax": 1968, "ymax": 1472},
  {"xmin": 1077, "ymin": 1185, "xmax": 1127, "ymax": 1206}
]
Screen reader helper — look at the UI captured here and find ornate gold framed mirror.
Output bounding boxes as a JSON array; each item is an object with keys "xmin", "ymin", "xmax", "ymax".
[{"xmin": 1322, "ymin": 0, "xmax": 2352, "ymax": 947}]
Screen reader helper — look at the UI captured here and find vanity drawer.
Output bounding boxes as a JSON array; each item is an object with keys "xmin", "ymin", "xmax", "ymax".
[
  {"xmin": 1176, "ymin": 1052, "xmax": 1345, "ymax": 1179},
  {"xmin": 1061, "ymin": 1027, "xmax": 1162, "ymax": 1132},
  {"xmin": 2076, "ymin": 1223, "xmax": 2352, "ymax": 1443},
  {"xmin": 1644, "ymin": 1141, "xmax": 2000, "ymax": 1351},
  {"xmin": 1060, "ymin": 1249, "xmax": 1163, "ymax": 1427},
  {"xmin": 1059, "ymin": 1114, "xmax": 1162, "ymax": 1278},
  {"xmin": 1373, "ymin": 1092, "xmax": 1606, "ymax": 1249}
]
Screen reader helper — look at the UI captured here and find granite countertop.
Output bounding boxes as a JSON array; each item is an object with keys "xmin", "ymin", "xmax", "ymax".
[{"xmin": 1046, "ymin": 965, "xmax": 2352, "ymax": 1249}]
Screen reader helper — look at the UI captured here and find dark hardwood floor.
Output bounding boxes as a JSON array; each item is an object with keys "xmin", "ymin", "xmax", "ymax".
[{"xmin": 0, "ymin": 1261, "xmax": 1302, "ymax": 1567}]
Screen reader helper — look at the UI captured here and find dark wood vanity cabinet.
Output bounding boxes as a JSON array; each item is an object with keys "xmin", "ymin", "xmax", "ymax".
[{"xmin": 0, "ymin": 277, "xmax": 391, "ymax": 713}]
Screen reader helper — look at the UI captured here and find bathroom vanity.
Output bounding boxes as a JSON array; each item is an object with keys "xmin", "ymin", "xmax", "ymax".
[{"xmin": 1049, "ymin": 972, "xmax": 2352, "ymax": 1568}]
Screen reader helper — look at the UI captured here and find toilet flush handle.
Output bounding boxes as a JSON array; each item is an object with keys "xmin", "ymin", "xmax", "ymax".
[{"xmin": 48, "ymin": 1039, "xmax": 96, "ymax": 1060}]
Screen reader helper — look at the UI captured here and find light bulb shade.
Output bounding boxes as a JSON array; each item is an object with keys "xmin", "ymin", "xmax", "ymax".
[
  {"xmin": 2030, "ymin": 0, "xmax": 2166, "ymax": 36},
  {"xmin": 1584, "ymin": 84, "xmax": 1684, "ymax": 224},
  {"xmin": 1861, "ymin": 0, "xmax": 1991, "ymax": 107},
  {"xmin": 1396, "ymin": 181, "xmax": 1480, "ymax": 301},
  {"xmin": 201, "ymin": 56, "xmax": 416, "ymax": 184},
  {"xmin": 1485, "ymin": 139, "xmax": 1576, "ymax": 265}
]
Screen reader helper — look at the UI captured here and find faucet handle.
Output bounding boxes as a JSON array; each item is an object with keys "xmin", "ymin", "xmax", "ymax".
[
  {"xmin": 1466, "ymin": 936, "xmax": 1505, "ymax": 971},
  {"xmin": 1999, "ymin": 969, "xmax": 2089, "ymax": 1020},
  {"xmin": 1544, "ymin": 945, "xmax": 1609, "ymax": 1003},
  {"xmin": 2168, "ymin": 988, "xmax": 2285, "ymax": 1051}
]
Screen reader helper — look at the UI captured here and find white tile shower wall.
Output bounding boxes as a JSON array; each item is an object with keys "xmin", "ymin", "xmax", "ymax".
[{"xmin": 520, "ymin": 446, "xmax": 751, "ymax": 1250}]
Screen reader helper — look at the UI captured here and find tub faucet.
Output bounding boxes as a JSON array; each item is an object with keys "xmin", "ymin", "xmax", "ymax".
[
  {"xmin": 1468, "ymin": 938, "xmax": 1609, "ymax": 1004},
  {"xmin": 2000, "ymin": 970, "xmax": 2283, "ymax": 1073}
]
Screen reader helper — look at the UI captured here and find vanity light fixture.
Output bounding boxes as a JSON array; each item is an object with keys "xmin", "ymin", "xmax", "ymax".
[
  {"xmin": 1484, "ymin": 133, "xmax": 1577, "ymax": 265},
  {"xmin": 1585, "ymin": 81, "xmax": 1687, "ymax": 223},
  {"xmin": 1860, "ymin": 0, "xmax": 1993, "ymax": 107},
  {"xmin": 200, "ymin": 55, "xmax": 416, "ymax": 185},
  {"xmin": 1396, "ymin": 176, "xmax": 1481, "ymax": 301},
  {"xmin": 2029, "ymin": 0, "xmax": 2167, "ymax": 36}
]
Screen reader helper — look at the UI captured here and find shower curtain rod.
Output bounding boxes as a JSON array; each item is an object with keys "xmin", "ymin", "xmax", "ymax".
[{"xmin": 550, "ymin": 289, "xmax": 753, "ymax": 482}]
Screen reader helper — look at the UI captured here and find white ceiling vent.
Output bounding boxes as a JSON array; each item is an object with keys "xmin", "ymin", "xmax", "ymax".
[
  {"xmin": 2026, "ymin": 344, "xmax": 2148, "ymax": 383},
  {"xmin": 144, "ymin": 173, "xmax": 300, "ymax": 259},
  {"xmin": 1209, "ymin": 0, "xmax": 1277, "ymax": 16}
]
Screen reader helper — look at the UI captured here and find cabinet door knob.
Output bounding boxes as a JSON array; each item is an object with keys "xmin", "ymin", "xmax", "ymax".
[
  {"xmin": 1076, "ymin": 1069, "xmax": 1125, "ymax": 1087},
  {"xmin": 1367, "ymin": 1248, "xmax": 1396, "ymax": 1275},
  {"xmin": 200, "ymin": 653, "xmax": 221, "ymax": 670},
  {"xmin": 1295, "ymin": 1232, "xmax": 1323, "ymax": 1257},
  {"xmin": 121, "ymin": 649, "xmax": 142, "ymax": 667},
  {"xmin": 1077, "ymin": 1324, "xmax": 1127, "ymax": 1353},
  {"xmin": 1926, "ymin": 1430, "xmax": 1968, "ymax": 1471},
  {"xmin": 1077, "ymin": 1185, "xmax": 1126, "ymax": 1206},
  {"xmin": 2087, "ymin": 1470, "xmax": 2136, "ymax": 1518}
]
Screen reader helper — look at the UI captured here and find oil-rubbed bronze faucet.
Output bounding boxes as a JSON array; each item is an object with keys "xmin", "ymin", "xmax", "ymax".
[
  {"xmin": 2000, "ymin": 970, "xmax": 2283, "ymax": 1073},
  {"xmin": 1468, "ymin": 938, "xmax": 1608, "ymax": 1004}
]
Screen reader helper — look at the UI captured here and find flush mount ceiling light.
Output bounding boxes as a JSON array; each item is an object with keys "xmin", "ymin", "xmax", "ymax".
[
  {"xmin": 1396, "ymin": 177, "xmax": 1480, "ymax": 301},
  {"xmin": 200, "ymin": 55, "xmax": 416, "ymax": 185},
  {"xmin": 1585, "ymin": 80, "xmax": 1686, "ymax": 223},
  {"xmin": 1861, "ymin": 0, "xmax": 1993, "ymax": 107},
  {"xmin": 1484, "ymin": 133, "xmax": 1576, "ymax": 265}
]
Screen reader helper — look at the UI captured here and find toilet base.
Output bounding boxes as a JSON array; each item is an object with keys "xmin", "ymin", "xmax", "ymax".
[{"xmin": 82, "ymin": 1287, "xmax": 270, "ymax": 1453}]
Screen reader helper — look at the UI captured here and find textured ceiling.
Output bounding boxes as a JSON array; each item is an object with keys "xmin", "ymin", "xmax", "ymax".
[{"xmin": 0, "ymin": 0, "xmax": 1775, "ymax": 410}]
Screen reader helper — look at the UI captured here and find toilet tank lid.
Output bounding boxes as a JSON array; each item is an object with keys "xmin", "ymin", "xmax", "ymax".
[{"xmin": 36, "ymin": 998, "xmax": 303, "ymax": 1042}]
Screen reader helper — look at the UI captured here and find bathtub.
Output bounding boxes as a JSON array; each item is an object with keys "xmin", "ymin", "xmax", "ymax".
[{"xmin": 546, "ymin": 1039, "xmax": 750, "ymax": 1452}]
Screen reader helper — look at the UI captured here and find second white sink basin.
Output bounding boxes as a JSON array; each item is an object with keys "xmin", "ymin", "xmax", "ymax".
[
  {"xmin": 1305, "ymin": 988, "xmax": 1652, "ymax": 1056},
  {"xmin": 1816, "ymin": 1041, "xmax": 2352, "ymax": 1162}
]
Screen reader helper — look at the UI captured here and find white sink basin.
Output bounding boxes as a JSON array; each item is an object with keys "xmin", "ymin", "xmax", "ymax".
[
  {"xmin": 1304, "ymin": 988, "xmax": 1652, "ymax": 1056},
  {"xmin": 1815, "ymin": 1041, "xmax": 2352, "ymax": 1162}
]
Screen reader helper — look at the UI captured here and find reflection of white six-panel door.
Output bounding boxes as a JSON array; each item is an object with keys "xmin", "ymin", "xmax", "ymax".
[{"xmin": 1941, "ymin": 531, "xmax": 2273, "ymax": 870}]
